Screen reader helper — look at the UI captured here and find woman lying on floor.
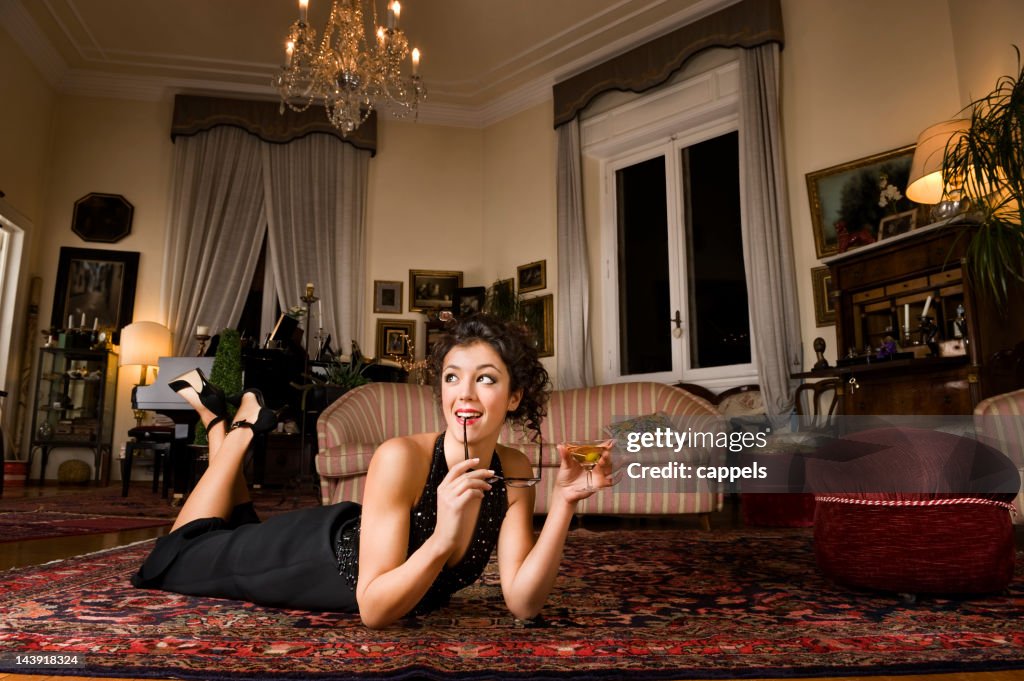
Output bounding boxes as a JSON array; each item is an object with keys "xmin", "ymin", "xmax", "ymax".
[{"xmin": 132, "ymin": 314, "xmax": 613, "ymax": 628}]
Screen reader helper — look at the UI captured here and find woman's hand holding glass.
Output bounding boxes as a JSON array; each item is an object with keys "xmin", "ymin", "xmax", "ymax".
[{"xmin": 556, "ymin": 439, "xmax": 615, "ymax": 502}]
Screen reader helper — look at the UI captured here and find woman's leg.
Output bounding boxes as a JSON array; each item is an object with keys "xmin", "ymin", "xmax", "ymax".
[
  {"xmin": 204, "ymin": 412, "xmax": 250, "ymax": 509},
  {"xmin": 171, "ymin": 392, "xmax": 263, "ymax": 532}
]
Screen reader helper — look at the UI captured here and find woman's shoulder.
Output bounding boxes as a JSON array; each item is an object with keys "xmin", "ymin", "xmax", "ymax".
[{"xmin": 366, "ymin": 433, "xmax": 439, "ymax": 489}]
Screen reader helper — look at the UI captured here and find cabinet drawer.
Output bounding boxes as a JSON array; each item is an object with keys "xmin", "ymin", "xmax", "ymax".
[
  {"xmin": 852, "ymin": 287, "xmax": 886, "ymax": 304},
  {"xmin": 885, "ymin": 276, "xmax": 928, "ymax": 296},
  {"xmin": 929, "ymin": 268, "xmax": 962, "ymax": 286}
]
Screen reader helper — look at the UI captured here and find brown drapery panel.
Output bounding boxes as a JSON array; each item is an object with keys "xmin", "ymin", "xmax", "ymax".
[
  {"xmin": 171, "ymin": 94, "xmax": 377, "ymax": 155},
  {"xmin": 552, "ymin": 0, "xmax": 783, "ymax": 127}
]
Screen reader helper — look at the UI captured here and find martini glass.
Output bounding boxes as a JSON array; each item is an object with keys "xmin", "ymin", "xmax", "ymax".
[{"xmin": 565, "ymin": 439, "xmax": 612, "ymax": 491}]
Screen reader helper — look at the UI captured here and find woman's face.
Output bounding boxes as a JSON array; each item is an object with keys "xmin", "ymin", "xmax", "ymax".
[{"xmin": 440, "ymin": 340, "xmax": 522, "ymax": 444}]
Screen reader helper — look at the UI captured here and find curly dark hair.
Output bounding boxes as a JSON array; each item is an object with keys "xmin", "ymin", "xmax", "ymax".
[{"xmin": 428, "ymin": 314, "xmax": 551, "ymax": 442}]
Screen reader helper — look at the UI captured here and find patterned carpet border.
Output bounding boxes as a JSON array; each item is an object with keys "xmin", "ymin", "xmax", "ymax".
[
  {"xmin": 0, "ymin": 510, "xmax": 170, "ymax": 543},
  {"xmin": 0, "ymin": 483, "xmax": 318, "ymax": 519},
  {"xmin": 1, "ymin": 528, "xmax": 1023, "ymax": 680}
]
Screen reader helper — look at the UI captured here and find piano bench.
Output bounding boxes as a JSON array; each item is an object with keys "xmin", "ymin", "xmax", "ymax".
[{"xmin": 122, "ymin": 426, "xmax": 175, "ymax": 498}]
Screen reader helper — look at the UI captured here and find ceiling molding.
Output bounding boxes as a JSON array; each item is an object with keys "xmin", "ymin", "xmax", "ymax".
[
  {"xmin": 5, "ymin": 0, "xmax": 743, "ymax": 129},
  {"xmin": 0, "ymin": 0, "xmax": 66, "ymax": 87}
]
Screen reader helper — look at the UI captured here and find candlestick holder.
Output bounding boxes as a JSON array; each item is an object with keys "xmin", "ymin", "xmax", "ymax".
[
  {"xmin": 300, "ymin": 294, "xmax": 318, "ymax": 370},
  {"xmin": 195, "ymin": 333, "xmax": 211, "ymax": 357}
]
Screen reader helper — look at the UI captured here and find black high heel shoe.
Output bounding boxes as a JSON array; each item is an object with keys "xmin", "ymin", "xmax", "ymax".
[
  {"xmin": 228, "ymin": 389, "xmax": 278, "ymax": 436},
  {"xmin": 168, "ymin": 368, "xmax": 229, "ymax": 428}
]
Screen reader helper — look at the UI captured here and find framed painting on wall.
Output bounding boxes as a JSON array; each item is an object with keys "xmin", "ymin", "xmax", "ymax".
[
  {"xmin": 373, "ymin": 280, "xmax": 403, "ymax": 314},
  {"xmin": 519, "ymin": 294, "xmax": 553, "ymax": 357},
  {"xmin": 811, "ymin": 265, "xmax": 836, "ymax": 327},
  {"xmin": 409, "ymin": 270, "xmax": 463, "ymax": 312},
  {"xmin": 375, "ymin": 318, "xmax": 416, "ymax": 361},
  {"xmin": 51, "ymin": 247, "xmax": 140, "ymax": 342},
  {"xmin": 806, "ymin": 145, "xmax": 916, "ymax": 258}
]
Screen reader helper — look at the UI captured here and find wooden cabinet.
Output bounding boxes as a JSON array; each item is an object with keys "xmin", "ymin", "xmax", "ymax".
[
  {"xmin": 816, "ymin": 221, "xmax": 1024, "ymax": 415},
  {"xmin": 28, "ymin": 347, "xmax": 118, "ymax": 483}
]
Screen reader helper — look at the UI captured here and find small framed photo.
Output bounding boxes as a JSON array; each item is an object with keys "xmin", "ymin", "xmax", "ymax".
[
  {"xmin": 517, "ymin": 260, "xmax": 546, "ymax": 293},
  {"xmin": 373, "ymin": 280, "xmax": 403, "ymax": 314},
  {"xmin": 375, "ymin": 318, "xmax": 416, "ymax": 361},
  {"xmin": 453, "ymin": 286, "xmax": 486, "ymax": 318},
  {"xmin": 811, "ymin": 266, "xmax": 836, "ymax": 327},
  {"xmin": 409, "ymin": 269, "xmax": 463, "ymax": 312},
  {"xmin": 519, "ymin": 294, "xmax": 554, "ymax": 357},
  {"xmin": 878, "ymin": 209, "xmax": 917, "ymax": 241}
]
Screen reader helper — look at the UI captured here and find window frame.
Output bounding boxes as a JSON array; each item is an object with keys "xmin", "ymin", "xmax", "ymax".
[{"xmin": 582, "ymin": 56, "xmax": 757, "ymax": 389}]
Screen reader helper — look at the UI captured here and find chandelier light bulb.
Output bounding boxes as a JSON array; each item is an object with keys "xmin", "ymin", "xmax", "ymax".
[
  {"xmin": 285, "ymin": 41, "xmax": 295, "ymax": 67},
  {"xmin": 412, "ymin": 47, "xmax": 420, "ymax": 75},
  {"xmin": 392, "ymin": 1, "xmax": 401, "ymax": 22},
  {"xmin": 299, "ymin": 0, "xmax": 309, "ymax": 23}
]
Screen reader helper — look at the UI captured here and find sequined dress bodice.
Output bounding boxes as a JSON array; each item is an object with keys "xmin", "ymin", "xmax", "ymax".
[{"xmin": 336, "ymin": 433, "xmax": 508, "ymax": 613}]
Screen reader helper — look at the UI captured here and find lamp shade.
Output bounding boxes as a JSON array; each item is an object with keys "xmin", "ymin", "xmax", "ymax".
[
  {"xmin": 905, "ymin": 119, "xmax": 970, "ymax": 204},
  {"xmin": 119, "ymin": 321, "xmax": 172, "ymax": 369}
]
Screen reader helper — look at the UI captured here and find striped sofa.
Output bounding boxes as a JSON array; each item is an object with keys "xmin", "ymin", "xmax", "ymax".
[
  {"xmin": 316, "ymin": 381, "xmax": 726, "ymax": 519},
  {"xmin": 974, "ymin": 388, "xmax": 1024, "ymax": 523}
]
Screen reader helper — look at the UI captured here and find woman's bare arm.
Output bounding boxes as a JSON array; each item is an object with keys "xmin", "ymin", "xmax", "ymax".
[
  {"xmin": 355, "ymin": 437, "xmax": 494, "ymax": 628},
  {"xmin": 496, "ymin": 444, "xmax": 613, "ymax": 619}
]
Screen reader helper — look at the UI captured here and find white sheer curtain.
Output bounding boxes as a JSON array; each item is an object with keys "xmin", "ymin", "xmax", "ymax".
[
  {"xmin": 555, "ymin": 119, "xmax": 594, "ymax": 389},
  {"xmin": 162, "ymin": 126, "xmax": 267, "ymax": 355},
  {"xmin": 739, "ymin": 43, "xmax": 802, "ymax": 426},
  {"xmin": 262, "ymin": 135, "xmax": 369, "ymax": 357}
]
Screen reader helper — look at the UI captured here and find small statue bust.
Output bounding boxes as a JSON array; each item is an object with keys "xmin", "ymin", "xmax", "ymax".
[{"xmin": 812, "ymin": 337, "xmax": 829, "ymax": 369}]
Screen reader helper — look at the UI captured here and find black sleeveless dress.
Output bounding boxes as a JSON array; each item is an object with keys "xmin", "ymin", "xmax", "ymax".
[{"xmin": 132, "ymin": 434, "xmax": 508, "ymax": 613}]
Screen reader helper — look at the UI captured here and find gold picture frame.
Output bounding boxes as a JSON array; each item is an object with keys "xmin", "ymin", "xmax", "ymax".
[
  {"xmin": 805, "ymin": 145, "xmax": 915, "ymax": 258},
  {"xmin": 375, "ymin": 318, "xmax": 416, "ymax": 361},
  {"xmin": 409, "ymin": 269, "xmax": 463, "ymax": 312},
  {"xmin": 517, "ymin": 260, "xmax": 546, "ymax": 293},
  {"xmin": 811, "ymin": 266, "xmax": 836, "ymax": 327},
  {"xmin": 519, "ymin": 294, "xmax": 553, "ymax": 357}
]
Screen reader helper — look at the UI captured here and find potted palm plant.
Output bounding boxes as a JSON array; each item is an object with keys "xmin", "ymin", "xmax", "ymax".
[{"xmin": 943, "ymin": 48, "xmax": 1024, "ymax": 304}]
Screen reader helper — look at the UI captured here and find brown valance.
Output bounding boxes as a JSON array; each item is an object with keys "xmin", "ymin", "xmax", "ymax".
[
  {"xmin": 171, "ymin": 94, "xmax": 377, "ymax": 155},
  {"xmin": 552, "ymin": 0, "xmax": 783, "ymax": 127}
]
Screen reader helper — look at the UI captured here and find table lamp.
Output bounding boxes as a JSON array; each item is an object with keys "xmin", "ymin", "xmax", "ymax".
[
  {"xmin": 119, "ymin": 321, "xmax": 172, "ymax": 386},
  {"xmin": 906, "ymin": 119, "xmax": 970, "ymax": 220}
]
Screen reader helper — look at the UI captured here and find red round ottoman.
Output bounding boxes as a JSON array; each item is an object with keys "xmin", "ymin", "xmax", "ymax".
[
  {"xmin": 739, "ymin": 438, "xmax": 817, "ymax": 527},
  {"xmin": 809, "ymin": 428, "xmax": 1018, "ymax": 596}
]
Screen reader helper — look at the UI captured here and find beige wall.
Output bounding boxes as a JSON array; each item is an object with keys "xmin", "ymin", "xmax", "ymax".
[
  {"xmin": 0, "ymin": 27, "xmax": 55, "ymax": 229},
  {"xmin": 948, "ymin": 0, "xmax": 1024, "ymax": 108},
  {"xmin": 481, "ymin": 101, "xmax": 558, "ymax": 376},
  {"xmin": 29, "ymin": 94, "xmax": 175, "ymax": 477},
  {"xmin": 782, "ymin": 0, "xmax": 961, "ymax": 370},
  {"xmin": 0, "ymin": 25, "xmax": 54, "ymax": 463},
  {"xmin": 364, "ymin": 119, "xmax": 484, "ymax": 359}
]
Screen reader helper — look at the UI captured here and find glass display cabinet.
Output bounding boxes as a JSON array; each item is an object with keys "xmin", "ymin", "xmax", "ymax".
[{"xmin": 28, "ymin": 347, "xmax": 118, "ymax": 484}]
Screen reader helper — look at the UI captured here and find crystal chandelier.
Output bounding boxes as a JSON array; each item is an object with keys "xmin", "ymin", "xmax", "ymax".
[{"xmin": 273, "ymin": 0, "xmax": 425, "ymax": 135}]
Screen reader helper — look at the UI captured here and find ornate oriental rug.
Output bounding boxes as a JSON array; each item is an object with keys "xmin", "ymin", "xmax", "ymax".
[
  {"xmin": 1, "ymin": 528, "xmax": 1023, "ymax": 679},
  {"xmin": 0, "ymin": 511, "xmax": 169, "ymax": 543},
  {"xmin": 0, "ymin": 483, "xmax": 318, "ymax": 519}
]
